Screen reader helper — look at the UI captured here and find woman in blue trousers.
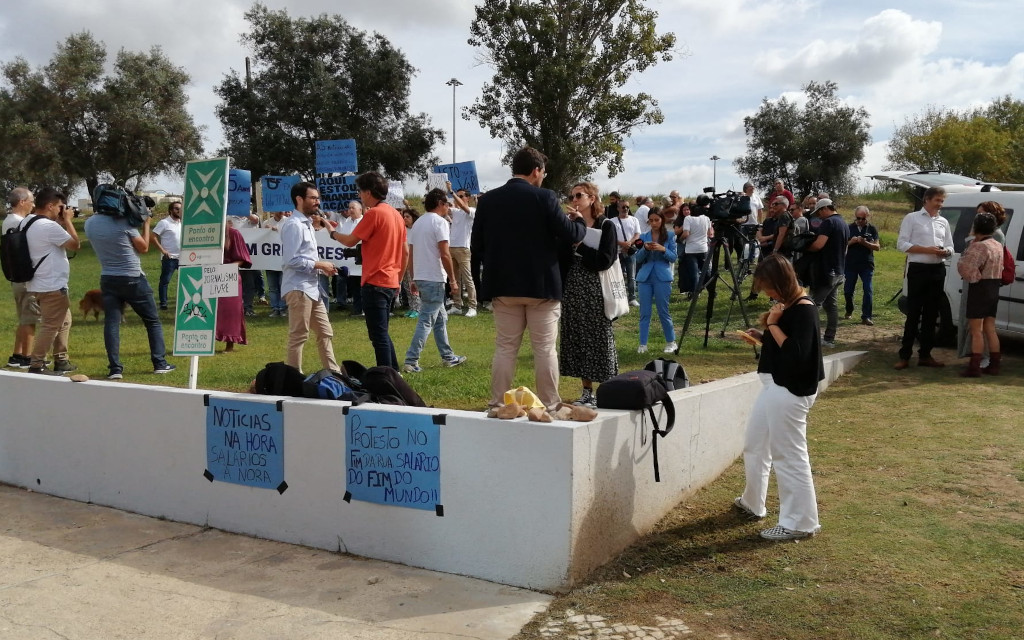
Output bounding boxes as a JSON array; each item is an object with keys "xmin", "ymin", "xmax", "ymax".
[{"xmin": 635, "ymin": 210, "xmax": 678, "ymax": 354}]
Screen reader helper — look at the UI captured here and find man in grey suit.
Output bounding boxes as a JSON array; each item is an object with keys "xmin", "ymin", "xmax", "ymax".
[{"xmin": 471, "ymin": 147, "xmax": 587, "ymax": 409}]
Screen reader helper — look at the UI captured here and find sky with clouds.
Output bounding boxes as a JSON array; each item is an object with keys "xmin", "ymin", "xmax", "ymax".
[{"xmin": 2, "ymin": 0, "xmax": 1023, "ymax": 201}]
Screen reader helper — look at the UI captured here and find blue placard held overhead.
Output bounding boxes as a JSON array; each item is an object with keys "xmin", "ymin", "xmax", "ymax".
[
  {"xmin": 261, "ymin": 175, "xmax": 301, "ymax": 213},
  {"xmin": 345, "ymin": 408, "xmax": 442, "ymax": 512},
  {"xmin": 227, "ymin": 169, "xmax": 252, "ymax": 217},
  {"xmin": 432, "ymin": 161, "xmax": 479, "ymax": 194},
  {"xmin": 206, "ymin": 397, "xmax": 285, "ymax": 491},
  {"xmin": 315, "ymin": 139, "xmax": 358, "ymax": 175},
  {"xmin": 316, "ymin": 174, "xmax": 359, "ymax": 213}
]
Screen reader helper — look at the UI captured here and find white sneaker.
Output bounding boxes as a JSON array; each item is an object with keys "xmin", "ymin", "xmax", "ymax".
[
  {"xmin": 637, "ymin": 344, "xmax": 648, "ymax": 354},
  {"xmin": 464, "ymin": 308, "xmax": 478, "ymax": 318},
  {"xmin": 629, "ymin": 300, "xmax": 640, "ymax": 307},
  {"xmin": 663, "ymin": 341, "xmax": 678, "ymax": 354},
  {"xmin": 449, "ymin": 307, "xmax": 464, "ymax": 316}
]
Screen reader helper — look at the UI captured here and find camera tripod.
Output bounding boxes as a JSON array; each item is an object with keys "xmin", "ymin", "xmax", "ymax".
[{"xmin": 679, "ymin": 222, "xmax": 756, "ymax": 349}]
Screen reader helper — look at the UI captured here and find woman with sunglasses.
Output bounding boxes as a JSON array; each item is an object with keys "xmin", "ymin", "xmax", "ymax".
[{"xmin": 560, "ymin": 182, "xmax": 619, "ymax": 408}]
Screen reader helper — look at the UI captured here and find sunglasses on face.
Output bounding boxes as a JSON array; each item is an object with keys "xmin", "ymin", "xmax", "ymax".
[{"xmin": 571, "ymin": 193, "xmax": 588, "ymax": 200}]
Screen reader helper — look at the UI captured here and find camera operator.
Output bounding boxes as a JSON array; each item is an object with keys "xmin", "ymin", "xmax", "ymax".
[
  {"xmin": 84, "ymin": 193, "xmax": 175, "ymax": 378},
  {"xmin": 330, "ymin": 171, "xmax": 408, "ymax": 370}
]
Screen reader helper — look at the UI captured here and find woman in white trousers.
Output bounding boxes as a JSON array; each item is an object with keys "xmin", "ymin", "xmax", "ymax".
[{"xmin": 737, "ymin": 254, "xmax": 825, "ymax": 541}]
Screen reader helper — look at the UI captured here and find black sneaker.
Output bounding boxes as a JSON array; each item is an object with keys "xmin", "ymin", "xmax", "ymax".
[
  {"xmin": 53, "ymin": 360, "xmax": 78, "ymax": 373},
  {"xmin": 107, "ymin": 370, "xmax": 124, "ymax": 380},
  {"xmin": 153, "ymin": 363, "xmax": 176, "ymax": 374},
  {"xmin": 6, "ymin": 354, "xmax": 22, "ymax": 368},
  {"xmin": 573, "ymin": 388, "xmax": 597, "ymax": 409}
]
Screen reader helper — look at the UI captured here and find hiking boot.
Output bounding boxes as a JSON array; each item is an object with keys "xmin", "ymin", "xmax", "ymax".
[
  {"xmin": 918, "ymin": 356, "xmax": 945, "ymax": 368},
  {"xmin": 443, "ymin": 355, "xmax": 468, "ymax": 368},
  {"xmin": 759, "ymin": 525, "xmax": 815, "ymax": 541},
  {"xmin": 981, "ymin": 352, "xmax": 1001, "ymax": 375},
  {"xmin": 960, "ymin": 353, "xmax": 983, "ymax": 378},
  {"xmin": 153, "ymin": 363, "xmax": 177, "ymax": 374},
  {"xmin": 53, "ymin": 359, "xmax": 77, "ymax": 373}
]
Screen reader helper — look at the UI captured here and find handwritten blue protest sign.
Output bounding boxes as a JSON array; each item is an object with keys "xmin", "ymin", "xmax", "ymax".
[
  {"xmin": 227, "ymin": 169, "xmax": 252, "ymax": 217},
  {"xmin": 206, "ymin": 397, "xmax": 285, "ymax": 491},
  {"xmin": 345, "ymin": 408, "xmax": 441, "ymax": 512},
  {"xmin": 261, "ymin": 175, "xmax": 301, "ymax": 213},
  {"xmin": 316, "ymin": 139, "xmax": 358, "ymax": 174},
  {"xmin": 316, "ymin": 174, "xmax": 359, "ymax": 213},
  {"xmin": 432, "ymin": 161, "xmax": 479, "ymax": 194}
]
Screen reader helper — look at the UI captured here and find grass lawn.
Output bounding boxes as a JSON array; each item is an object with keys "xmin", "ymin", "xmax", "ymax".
[{"xmin": 4, "ymin": 200, "xmax": 1022, "ymax": 638}]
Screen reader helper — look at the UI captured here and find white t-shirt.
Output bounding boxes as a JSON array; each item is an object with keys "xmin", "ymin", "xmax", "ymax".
[
  {"xmin": 743, "ymin": 194, "xmax": 763, "ymax": 226},
  {"xmin": 261, "ymin": 214, "xmax": 289, "ymax": 231},
  {"xmin": 2, "ymin": 211, "xmax": 25, "ymax": 235},
  {"xmin": 24, "ymin": 214, "xmax": 72, "ymax": 293},
  {"xmin": 610, "ymin": 214, "xmax": 641, "ymax": 249},
  {"xmin": 152, "ymin": 216, "xmax": 181, "ymax": 258},
  {"xmin": 449, "ymin": 206, "xmax": 475, "ymax": 248},
  {"xmin": 683, "ymin": 214, "xmax": 712, "ymax": 254},
  {"xmin": 634, "ymin": 206, "xmax": 651, "ymax": 234},
  {"xmin": 408, "ymin": 211, "xmax": 450, "ymax": 283},
  {"xmin": 229, "ymin": 215, "xmax": 261, "ymax": 229}
]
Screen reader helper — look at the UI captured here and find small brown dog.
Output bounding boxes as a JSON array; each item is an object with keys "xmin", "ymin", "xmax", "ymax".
[{"xmin": 79, "ymin": 289, "xmax": 127, "ymax": 321}]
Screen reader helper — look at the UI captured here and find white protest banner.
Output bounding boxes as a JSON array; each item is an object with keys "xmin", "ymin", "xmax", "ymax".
[
  {"xmin": 385, "ymin": 181, "xmax": 405, "ymax": 210},
  {"xmin": 426, "ymin": 173, "xmax": 448, "ymax": 192},
  {"xmin": 235, "ymin": 228, "xmax": 359, "ymax": 274},
  {"xmin": 202, "ymin": 263, "xmax": 239, "ymax": 298}
]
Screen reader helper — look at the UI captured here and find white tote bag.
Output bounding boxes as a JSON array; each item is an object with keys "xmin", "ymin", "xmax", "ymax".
[{"xmin": 599, "ymin": 262, "xmax": 629, "ymax": 321}]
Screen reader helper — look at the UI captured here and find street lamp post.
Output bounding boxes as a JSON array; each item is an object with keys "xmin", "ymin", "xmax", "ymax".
[
  {"xmin": 710, "ymin": 155, "xmax": 720, "ymax": 193},
  {"xmin": 445, "ymin": 78, "xmax": 463, "ymax": 164}
]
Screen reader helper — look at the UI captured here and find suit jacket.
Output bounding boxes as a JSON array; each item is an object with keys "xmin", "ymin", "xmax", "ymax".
[
  {"xmin": 634, "ymin": 230, "xmax": 678, "ymax": 283},
  {"xmin": 471, "ymin": 177, "xmax": 586, "ymax": 300}
]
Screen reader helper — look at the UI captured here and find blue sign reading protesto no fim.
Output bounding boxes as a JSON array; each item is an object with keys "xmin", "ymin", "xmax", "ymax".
[
  {"xmin": 206, "ymin": 397, "xmax": 284, "ymax": 490},
  {"xmin": 345, "ymin": 408, "xmax": 441, "ymax": 511},
  {"xmin": 315, "ymin": 139, "xmax": 358, "ymax": 175}
]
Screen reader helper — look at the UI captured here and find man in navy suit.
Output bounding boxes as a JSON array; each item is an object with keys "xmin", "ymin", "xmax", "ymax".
[{"xmin": 471, "ymin": 147, "xmax": 587, "ymax": 409}]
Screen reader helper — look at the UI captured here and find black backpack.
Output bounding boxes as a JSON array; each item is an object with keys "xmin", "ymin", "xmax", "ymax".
[
  {"xmin": 1, "ymin": 216, "xmax": 47, "ymax": 283},
  {"xmin": 596, "ymin": 360, "xmax": 686, "ymax": 481},
  {"xmin": 302, "ymin": 368, "xmax": 369, "ymax": 403},
  {"xmin": 253, "ymin": 362, "xmax": 307, "ymax": 397},
  {"xmin": 92, "ymin": 183, "xmax": 152, "ymax": 228},
  {"xmin": 343, "ymin": 360, "xmax": 427, "ymax": 407}
]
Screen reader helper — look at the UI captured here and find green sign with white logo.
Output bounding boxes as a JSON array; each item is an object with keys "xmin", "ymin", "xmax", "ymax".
[
  {"xmin": 173, "ymin": 266, "xmax": 217, "ymax": 356},
  {"xmin": 182, "ymin": 157, "xmax": 229, "ymax": 253}
]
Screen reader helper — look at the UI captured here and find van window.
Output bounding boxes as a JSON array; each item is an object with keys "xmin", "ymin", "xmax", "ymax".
[{"xmin": 942, "ymin": 207, "xmax": 1014, "ymax": 253}]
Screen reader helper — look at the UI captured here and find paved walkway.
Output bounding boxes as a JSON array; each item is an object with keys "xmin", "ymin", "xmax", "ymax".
[{"xmin": 0, "ymin": 484, "xmax": 550, "ymax": 639}]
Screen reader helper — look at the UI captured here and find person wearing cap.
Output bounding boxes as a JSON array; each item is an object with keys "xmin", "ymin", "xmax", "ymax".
[
  {"xmin": 894, "ymin": 186, "xmax": 953, "ymax": 370},
  {"xmin": 803, "ymin": 199, "xmax": 849, "ymax": 348}
]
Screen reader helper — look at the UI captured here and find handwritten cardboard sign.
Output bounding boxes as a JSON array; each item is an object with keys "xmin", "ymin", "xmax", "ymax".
[
  {"xmin": 385, "ymin": 181, "xmax": 405, "ymax": 210},
  {"xmin": 201, "ymin": 263, "xmax": 239, "ymax": 298},
  {"xmin": 261, "ymin": 175, "xmax": 301, "ymax": 213},
  {"xmin": 344, "ymin": 408, "xmax": 441, "ymax": 512},
  {"xmin": 206, "ymin": 397, "xmax": 285, "ymax": 491},
  {"xmin": 426, "ymin": 173, "xmax": 448, "ymax": 192},
  {"xmin": 315, "ymin": 139, "xmax": 358, "ymax": 174},
  {"xmin": 432, "ymin": 161, "xmax": 479, "ymax": 194},
  {"xmin": 227, "ymin": 169, "xmax": 252, "ymax": 217}
]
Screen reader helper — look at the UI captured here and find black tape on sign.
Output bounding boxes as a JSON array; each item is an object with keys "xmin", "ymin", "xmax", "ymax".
[
  {"xmin": 203, "ymin": 469, "xmax": 214, "ymax": 482},
  {"xmin": 275, "ymin": 400, "xmax": 284, "ymax": 412},
  {"xmin": 276, "ymin": 481, "xmax": 288, "ymax": 494},
  {"xmin": 432, "ymin": 414, "xmax": 446, "ymax": 425},
  {"xmin": 343, "ymin": 491, "xmax": 352, "ymax": 503},
  {"xmin": 342, "ymin": 406, "xmax": 351, "ymax": 415},
  {"xmin": 203, "ymin": 394, "xmax": 210, "ymax": 407},
  {"xmin": 435, "ymin": 504, "xmax": 444, "ymax": 517}
]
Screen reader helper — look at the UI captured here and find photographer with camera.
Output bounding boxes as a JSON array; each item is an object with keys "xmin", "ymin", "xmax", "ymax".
[{"xmin": 85, "ymin": 191, "xmax": 175, "ymax": 378}]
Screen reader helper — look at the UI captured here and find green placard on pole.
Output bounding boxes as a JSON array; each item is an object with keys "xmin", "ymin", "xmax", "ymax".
[
  {"xmin": 173, "ymin": 266, "xmax": 218, "ymax": 356},
  {"xmin": 182, "ymin": 157, "xmax": 229, "ymax": 254}
]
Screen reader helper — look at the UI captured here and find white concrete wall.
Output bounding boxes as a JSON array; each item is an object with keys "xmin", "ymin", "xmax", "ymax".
[{"xmin": 0, "ymin": 352, "xmax": 863, "ymax": 591}]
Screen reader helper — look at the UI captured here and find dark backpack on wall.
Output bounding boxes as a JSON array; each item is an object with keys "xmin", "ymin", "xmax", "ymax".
[
  {"xmin": 302, "ymin": 368, "xmax": 369, "ymax": 403},
  {"xmin": 1, "ymin": 216, "xmax": 47, "ymax": 283},
  {"xmin": 343, "ymin": 360, "xmax": 427, "ymax": 407},
  {"xmin": 596, "ymin": 360, "xmax": 686, "ymax": 481},
  {"xmin": 253, "ymin": 362, "xmax": 307, "ymax": 397}
]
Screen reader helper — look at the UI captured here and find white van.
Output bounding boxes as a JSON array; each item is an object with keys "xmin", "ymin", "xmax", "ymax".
[{"xmin": 871, "ymin": 171, "xmax": 1023, "ymax": 341}]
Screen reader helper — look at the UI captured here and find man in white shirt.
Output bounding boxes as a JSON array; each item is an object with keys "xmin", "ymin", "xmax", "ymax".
[
  {"xmin": 3, "ymin": 187, "xmax": 39, "ymax": 368},
  {"xmin": 24, "ymin": 187, "xmax": 80, "ymax": 374},
  {"xmin": 634, "ymin": 196, "xmax": 653, "ymax": 235},
  {"xmin": 894, "ymin": 186, "xmax": 954, "ymax": 370},
  {"xmin": 150, "ymin": 201, "xmax": 182, "ymax": 310},
  {"xmin": 611, "ymin": 200, "xmax": 641, "ymax": 306},
  {"xmin": 402, "ymin": 188, "xmax": 467, "ymax": 372},
  {"xmin": 336, "ymin": 200, "xmax": 364, "ymax": 314},
  {"xmin": 448, "ymin": 184, "xmax": 478, "ymax": 317}
]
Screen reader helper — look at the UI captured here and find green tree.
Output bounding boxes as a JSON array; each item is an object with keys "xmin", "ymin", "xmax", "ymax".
[
  {"xmin": 467, "ymin": 0, "xmax": 676, "ymax": 193},
  {"xmin": 886, "ymin": 96, "xmax": 1024, "ymax": 183},
  {"xmin": 215, "ymin": 3, "xmax": 443, "ymax": 182},
  {"xmin": 0, "ymin": 32, "xmax": 202, "ymax": 198},
  {"xmin": 734, "ymin": 80, "xmax": 871, "ymax": 199}
]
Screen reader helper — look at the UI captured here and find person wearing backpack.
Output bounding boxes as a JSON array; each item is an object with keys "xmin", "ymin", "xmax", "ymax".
[
  {"xmin": 24, "ymin": 187, "xmax": 80, "ymax": 375},
  {"xmin": 3, "ymin": 187, "xmax": 39, "ymax": 368},
  {"xmin": 956, "ymin": 212, "xmax": 1004, "ymax": 377}
]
